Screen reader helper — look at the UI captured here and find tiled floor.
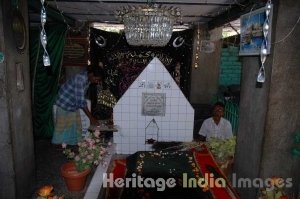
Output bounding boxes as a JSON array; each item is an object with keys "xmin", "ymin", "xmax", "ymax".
[
  {"xmin": 31, "ymin": 139, "xmax": 94, "ymax": 199},
  {"xmin": 31, "ymin": 139, "xmax": 127, "ymax": 199}
]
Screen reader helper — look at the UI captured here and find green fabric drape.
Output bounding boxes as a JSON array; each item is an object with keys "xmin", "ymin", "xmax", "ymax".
[{"xmin": 30, "ymin": 24, "xmax": 67, "ymax": 137}]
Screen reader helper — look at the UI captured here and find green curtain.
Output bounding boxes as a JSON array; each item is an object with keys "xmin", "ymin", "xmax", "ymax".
[{"xmin": 30, "ymin": 23, "xmax": 67, "ymax": 138}]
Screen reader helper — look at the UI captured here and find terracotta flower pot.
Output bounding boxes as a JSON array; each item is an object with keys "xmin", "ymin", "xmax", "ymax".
[{"xmin": 60, "ymin": 162, "xmax": 91, "ymax": 191}]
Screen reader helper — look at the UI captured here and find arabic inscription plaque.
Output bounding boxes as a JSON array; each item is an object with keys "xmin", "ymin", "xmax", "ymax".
[{"xmin": 142, "ymin": 93, "xmax": 166, "ymax": 116}]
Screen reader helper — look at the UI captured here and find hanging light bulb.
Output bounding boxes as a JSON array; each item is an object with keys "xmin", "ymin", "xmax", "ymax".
[
  {"xmin": 43, "ymin": 53, "xmax": 50, "ymax": 66},
  {"xmin": 260, "ymin": 48, "xmax": 267, "ymax": 64},
  {"xmin": 194, "ymin": 62, "xmax": 198, "ymax": 69},
  {"xmin": 261, "ymin": 47, "xmax": 268, "ymax": 55},
  {"xmin": 263, "ymin": 22, "xmax": 269, "ymax": 38},
  {"xmin": 266, "ymin": 1, "xmax": 272, "ymax": 17},
  {"xmin": 40, "ymin": 30, "xmax": 47, "ymax": 47},
  {"xmin": 41, "ymin": 8, "xmax": 46, "ymax": 26}
]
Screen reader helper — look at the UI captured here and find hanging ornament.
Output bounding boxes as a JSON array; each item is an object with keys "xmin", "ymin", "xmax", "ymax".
[
  {"xmin": 257, "ymin": 0, "xmax": 272, "ymax": 83},
  {"xmin": 40, "ymin": 0, "xmax": 50, "ymax": 66}
]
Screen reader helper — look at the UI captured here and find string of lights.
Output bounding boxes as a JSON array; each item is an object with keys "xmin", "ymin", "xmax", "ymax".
[
  {"xmin": 40, "ymin": 0, "xmax": 50, "ymax": 66},
  {"xmin": 272, "ymin": 15, "xmax": 300, "ymax": 44},
  {"xmin": 257, "ymin": 0, "xmax": 272, "ymax": 83},
  {"xmin": 194, "ymin": 24, "xmax": 201, "ymax": 69},
  {"xmin": 41, "ymin": 0, "xmax": 300, "ymax": 78}
]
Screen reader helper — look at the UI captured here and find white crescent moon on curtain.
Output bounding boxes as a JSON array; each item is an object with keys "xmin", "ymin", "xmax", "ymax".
[
  {"xmin": 95, "ymin": 35, "xmax": 107, "ymax": 47},
  {"xmin": 173, "ymin": 36, "xmax": 185, "ymax": 48}
]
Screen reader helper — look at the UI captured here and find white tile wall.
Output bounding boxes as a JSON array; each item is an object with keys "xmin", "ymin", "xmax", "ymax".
[{"xmin": 113, "ymin": 57, "xmax": 194, "ymax": 154}]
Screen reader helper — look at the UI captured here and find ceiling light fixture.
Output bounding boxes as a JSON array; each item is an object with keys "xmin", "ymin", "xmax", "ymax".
[{"xmin": 116, "ymin": 2, "xmax": 181, "ymax": 47}]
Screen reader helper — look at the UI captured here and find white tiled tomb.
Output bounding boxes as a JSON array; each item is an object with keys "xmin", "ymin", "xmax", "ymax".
[{"xmin": 113, "ymin": 57, "xmax": 194, "ymax": 154}]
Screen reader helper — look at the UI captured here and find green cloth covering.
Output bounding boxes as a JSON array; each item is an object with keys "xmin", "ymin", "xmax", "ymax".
[
  {"xmin": 121, "ymin": 151, "xmax": 213, "ymax": 199},
  {"xmin": 30, "ymin": 23, "xmax": 67, "ymax": 137}
]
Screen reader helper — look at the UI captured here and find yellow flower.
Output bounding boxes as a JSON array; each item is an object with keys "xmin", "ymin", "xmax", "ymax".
[
  {"xmin": 37, "ymin": 185, "xmax": 53, "ymax": 197},
  {"xmin": 270, "ymin": 176, "xmax": 285, "ymax": 188}
]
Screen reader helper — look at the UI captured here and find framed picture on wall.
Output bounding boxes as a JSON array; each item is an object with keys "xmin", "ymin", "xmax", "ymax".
[
  {"xmin": 63, "ymin": 36, "xmax": 88, "ymax": 67},
  {"xmin": 239, "ymin": 6, "xmax": 273, "ymax": 56}
]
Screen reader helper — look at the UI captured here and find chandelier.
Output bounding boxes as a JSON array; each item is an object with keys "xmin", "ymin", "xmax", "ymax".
[{"xmin": 116, "ymin": 4, "xmax": 181, "ymax": 47}]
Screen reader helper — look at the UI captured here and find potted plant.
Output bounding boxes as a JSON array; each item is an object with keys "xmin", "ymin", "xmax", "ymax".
[{"xmin": 61, "ymin": 130, "xmax": 110, "ymax": 191}]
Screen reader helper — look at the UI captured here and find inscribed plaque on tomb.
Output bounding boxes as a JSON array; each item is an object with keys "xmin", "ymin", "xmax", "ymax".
[{"xmin": 142, "ymin": 93, "xmax": 166, "ymax": 116}]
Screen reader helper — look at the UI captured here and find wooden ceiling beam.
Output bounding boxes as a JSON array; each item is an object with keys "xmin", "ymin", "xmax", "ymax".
[
  {"xmin": 47, "ymin": 0, "xmax": 234, "ymax": 6},
  {"xmin": 28, "ymin": 0, "xmax": 76, "ymax": 26},
  {"xmin": 207, "ymin": 0, "xmax": 266, "ymax": 30}
]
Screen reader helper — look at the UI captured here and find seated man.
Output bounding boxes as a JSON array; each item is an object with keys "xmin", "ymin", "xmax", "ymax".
[{"xmin": 198, "ymin": 102, "xmax": 233, "ymax": 141}]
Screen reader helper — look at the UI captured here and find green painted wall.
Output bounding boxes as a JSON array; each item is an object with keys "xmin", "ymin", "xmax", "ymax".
[{"xmin": 219, "ymin": 46, "xmax": 241, "ymax": 86}]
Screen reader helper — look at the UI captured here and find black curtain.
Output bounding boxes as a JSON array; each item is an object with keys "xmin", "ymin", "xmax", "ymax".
[{"xmin": 90, "ymin": 28, "xmax": 193, "ymax": 99}]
